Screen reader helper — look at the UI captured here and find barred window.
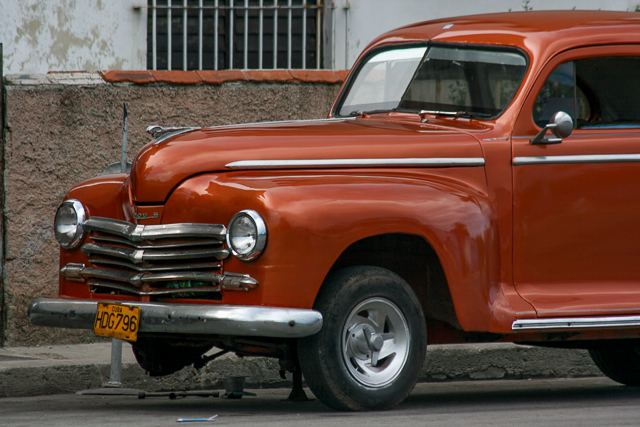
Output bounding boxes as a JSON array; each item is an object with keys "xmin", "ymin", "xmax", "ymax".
[{"xmin": 147, "ymin": 0, "xmax": 324, "ymax": 70}]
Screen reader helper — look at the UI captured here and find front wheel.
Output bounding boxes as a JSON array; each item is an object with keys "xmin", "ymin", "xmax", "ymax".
[
  {"xmin": 298, "ymin": 266, "xmax": 427, "ymax": 411},
  {"xmin": 589, "ymin": 340, "xmax": 640, "ymax": 386}
]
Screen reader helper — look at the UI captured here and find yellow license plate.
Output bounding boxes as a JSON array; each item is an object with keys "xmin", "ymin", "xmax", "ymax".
[{"xmin": 94, "ymin": 302, "xmax": 140, "ymax": 342}]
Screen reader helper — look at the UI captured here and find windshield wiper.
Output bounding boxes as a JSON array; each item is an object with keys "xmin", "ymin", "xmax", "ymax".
[
  {"xmin": 411, "ymin": 110, "xmax": 494, "ymax": 121},
  {"xmin": 418, "ymin": 110, "xmax": 493, "ymax": 118},
  {"xmin": 419, "ymin": 109, "xmax": 463, "ymax": 116},
  {"xmin": 347, "ymin": 108, "xmax": 493, "ymax": 120},
  {"xmin": 348, "ymin": 108, "xmax": 396, "ymax": 117}
]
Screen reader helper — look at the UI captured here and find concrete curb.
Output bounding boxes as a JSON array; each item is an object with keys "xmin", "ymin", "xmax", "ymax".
[{"xmin": 0, "ymin": 342, "xmax": 602, "ymax": 399}]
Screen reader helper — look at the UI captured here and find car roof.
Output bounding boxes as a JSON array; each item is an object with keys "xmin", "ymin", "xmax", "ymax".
[{"xmin": 366, "ymin": 10, "xmax": 640, "ymax": 63}]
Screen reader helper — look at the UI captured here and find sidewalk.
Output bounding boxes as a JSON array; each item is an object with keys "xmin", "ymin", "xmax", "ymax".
[{"xmin": 0, "ymin": 342, "xmax": 602, "ymax": 398}]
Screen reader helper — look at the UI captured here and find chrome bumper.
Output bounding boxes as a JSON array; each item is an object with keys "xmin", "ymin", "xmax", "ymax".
[{"xmin": 28, "ymin": 297, "xmax": 323, "ymax": 338}]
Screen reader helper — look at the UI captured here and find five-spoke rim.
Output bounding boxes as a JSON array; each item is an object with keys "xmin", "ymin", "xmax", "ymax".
[{"xmin": 341, "ymin": 297, "xmax": 410, "ymax": 387}]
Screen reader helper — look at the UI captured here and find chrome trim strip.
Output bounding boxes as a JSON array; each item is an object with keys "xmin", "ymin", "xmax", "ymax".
[
  {"xmin": 226, "ymin": 157, "xmax": 486, "ymax": 169},
  {"xmin": 482, "ymin": 137, "xmax": 509, "ymax": 141},
  {"xmin": 513, "ymin": 154, "xmax": 640, "ymax": 166},
  {"xmin": 84, "ymin": 217, "xmax": 226, "ymax": 242},
  {"xmin": 512, "ymin": 315, "xmax": 640, "ymax": 331},
  {"xmin": 28, "ymin": 297, "xmax": 323, "ymax": 338},
  {"xmin": 513, "ymin": 133, "xmax": 640, "ymax": 139},
  {"xmin": 527, "ymin": 307, "xmax": 640, "ymax": 315},
  {"xmin": 207, "ymin": 117, "xmax": 356, "ymax": 131}
]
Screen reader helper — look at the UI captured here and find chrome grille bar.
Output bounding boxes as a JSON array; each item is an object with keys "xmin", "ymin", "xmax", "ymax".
[
  {"xmin": 87, "ymin": 281, "xmax": 222, "ymax": 297},
  {"xmin": 91, "ymin": 236, "xmax": 223, "ymax": 250},
  {"xmin": 84, "ymin": 217, "xmax": 226, "ymax": 242},
  {"xmin": 62, "ymin": 263, "xmax": 258, "ymax": 291},
  {"xmin": 82, "ymin": 243, "xmax": 229, "ymax": 264},
  {"xmin": 143, "ymin": 248, "xmax": 229, "ymax": 262},
  {"xmin": 88, "ymin": 258, "xmax": 221, "ymax": 273}
]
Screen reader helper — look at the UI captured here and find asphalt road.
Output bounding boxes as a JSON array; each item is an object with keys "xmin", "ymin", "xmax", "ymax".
[{"xmin": 1, "ymin": 377, "xmax": 638, "ymax": 427}]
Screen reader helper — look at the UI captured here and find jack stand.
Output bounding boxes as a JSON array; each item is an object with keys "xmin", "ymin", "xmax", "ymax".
[
  {"xmin": 285, "ymin": 367, "xmax": 312, "ymax": 402},
  {"xmin": 104, "ymin": 338, "xmax": 123, "ymax": 387},
  {"xmin": 79, "ymin": 338, "xmax": 139, "ymax": 396}
]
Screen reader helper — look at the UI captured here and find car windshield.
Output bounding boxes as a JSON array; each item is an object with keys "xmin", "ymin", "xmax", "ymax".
[{"xmin": 337, "ymin": 45, "xmax": 528, "ymax": 119}]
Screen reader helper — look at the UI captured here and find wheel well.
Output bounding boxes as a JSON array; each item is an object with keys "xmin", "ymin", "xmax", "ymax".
[{"xmin": 328, "ymin": 233, "xmax": 459, "ymax": 328}]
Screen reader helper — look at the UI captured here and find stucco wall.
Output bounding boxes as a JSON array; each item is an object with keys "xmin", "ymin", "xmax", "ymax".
[{"xmin": 2, "ymin": 72, "xmax": 343, "ymax": 346}]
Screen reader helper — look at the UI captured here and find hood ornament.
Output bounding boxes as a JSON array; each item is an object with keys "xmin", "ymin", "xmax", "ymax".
[{"xmin": 146, "ymin": 125, "xmax": 202, "ymax": 144}]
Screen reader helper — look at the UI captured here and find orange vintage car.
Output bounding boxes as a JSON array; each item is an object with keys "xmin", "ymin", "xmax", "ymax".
[{"xmin": 29, "ymin": 10, "xmax": 640, "ymax": 410}]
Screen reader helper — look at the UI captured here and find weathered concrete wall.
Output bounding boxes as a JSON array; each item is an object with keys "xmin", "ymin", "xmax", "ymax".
[{"xmin": 2, "ymin": 72, "xmax": 342, "ymax": 346}]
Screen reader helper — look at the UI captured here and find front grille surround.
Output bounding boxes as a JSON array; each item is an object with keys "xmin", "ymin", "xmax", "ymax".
[{"xmin": 61, "ymin": 217, "xmax": 258, "ymax": 297}]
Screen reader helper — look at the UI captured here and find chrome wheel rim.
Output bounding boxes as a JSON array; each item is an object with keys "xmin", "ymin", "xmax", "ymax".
[{"xmin": 342, "ymin": 297, "xmax": 410, "ymax": 388}]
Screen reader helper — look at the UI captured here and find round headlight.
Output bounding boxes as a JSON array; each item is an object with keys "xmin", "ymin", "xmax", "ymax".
[
  {"xmin": 54, "ymin": 199, "xmax": 87, "ymax": 250},
  {"xmin": 226, "ymin": 210, "xmax": 267, "ymax": 261}
]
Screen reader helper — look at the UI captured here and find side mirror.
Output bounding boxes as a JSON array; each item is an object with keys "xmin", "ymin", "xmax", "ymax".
[{"xmin": 530, "ymin": 111, "xmax": 573, "ymax": 145}]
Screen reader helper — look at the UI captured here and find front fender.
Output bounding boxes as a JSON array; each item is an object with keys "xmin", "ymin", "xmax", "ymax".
[
  {"xmin": 163, "ymin": 169, "xmax": 503, "ymax": 331},
  {"xmin": 59, "ymin": 174, "xmax": 130, "ymax": 298}
]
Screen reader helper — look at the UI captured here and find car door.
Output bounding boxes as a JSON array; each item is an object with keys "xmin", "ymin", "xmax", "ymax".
[{"xmin": 511, "ymin": 45, "xmax": 640, "ymax": 318}]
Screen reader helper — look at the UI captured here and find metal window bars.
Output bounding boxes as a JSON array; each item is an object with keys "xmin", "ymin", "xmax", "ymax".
[{"xmin": 148, "ymin": 0, "xmax": 323, "ymax": 71}]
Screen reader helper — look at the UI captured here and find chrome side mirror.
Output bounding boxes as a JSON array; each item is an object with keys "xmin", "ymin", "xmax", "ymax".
[{"xmin": 530, "ymin": 111, "xmax": 573, "ymax": 145}]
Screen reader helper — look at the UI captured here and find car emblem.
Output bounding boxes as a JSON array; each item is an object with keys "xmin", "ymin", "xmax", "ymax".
[{"xmin": 133, "ymin": 212, "xmax": 159, "ymax": 220}]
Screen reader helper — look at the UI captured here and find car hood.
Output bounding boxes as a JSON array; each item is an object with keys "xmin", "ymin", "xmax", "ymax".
[{"xmin": 130, "ymin": 117, "xmax": 486, "ymax": 203}]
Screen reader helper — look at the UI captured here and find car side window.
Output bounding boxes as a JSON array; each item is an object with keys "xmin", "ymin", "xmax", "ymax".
[{"xmin": 534, "ymin": 56, "xmax": 640, "ymax": 129}]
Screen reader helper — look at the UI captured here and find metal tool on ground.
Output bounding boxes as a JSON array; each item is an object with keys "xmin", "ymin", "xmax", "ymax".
[
  {"xmin": 177, "ymin": 415, "xmax": 218, "ymax": 423},
  {"xmin": 138, "ymin": 391, "xmax": 220, "ymax": 399}
]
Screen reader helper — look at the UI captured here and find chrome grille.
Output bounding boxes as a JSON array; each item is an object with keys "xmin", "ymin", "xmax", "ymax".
[{"xmin": 61, "ymin": 217, "xmax": 258, "ymax": 297}]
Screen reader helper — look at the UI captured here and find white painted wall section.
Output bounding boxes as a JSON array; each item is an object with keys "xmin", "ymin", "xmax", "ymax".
[
  {"xmin": 1, "ymin": 0, "xmax": 638, "ymax": 74},
  {"xmin": 0, "ymin": 0, "xmax": 146, "ymax": 74}
]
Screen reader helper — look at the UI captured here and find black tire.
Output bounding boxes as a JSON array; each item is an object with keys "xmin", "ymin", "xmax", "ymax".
[
  {"xmin": 298, "ymin": 266, "xmax": 427, "ymax": 411},
  {"xmin": 589, "ymin": 341, "xmax": 640, "ymax": 386},
  {"xmin": 132, "ymin": 337, "xmax": 214, "ymax": 377}
]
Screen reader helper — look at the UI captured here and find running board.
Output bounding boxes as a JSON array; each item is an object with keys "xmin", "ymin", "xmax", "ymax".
[{"xmin": 512, "ymin": 315, "xmax": 640, "ymax": 331}]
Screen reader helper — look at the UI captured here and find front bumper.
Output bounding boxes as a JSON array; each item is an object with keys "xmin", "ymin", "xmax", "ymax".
[{"xmin": 29, "ymin": 297, "xmax": 323, "ymax": 338}]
